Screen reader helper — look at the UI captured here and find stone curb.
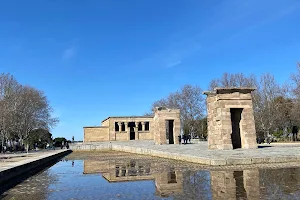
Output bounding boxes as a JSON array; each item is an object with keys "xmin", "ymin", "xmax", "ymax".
[
  {"xmin": 70, "ymin": 143, "xmax": 300, "ymax": 166},
  {"xmin": 0, "ymin": 149, "xmax": 71, "ymax": 185}
]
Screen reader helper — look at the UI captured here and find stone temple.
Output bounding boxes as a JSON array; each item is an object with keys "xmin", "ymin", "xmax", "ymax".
[
  {"xmin": 84, "ymin": 107, "xmax": 181, "ymax": 145},
  {"xmin": 204, "ymin": 87, "xmax": 257, "ymax": 150}
]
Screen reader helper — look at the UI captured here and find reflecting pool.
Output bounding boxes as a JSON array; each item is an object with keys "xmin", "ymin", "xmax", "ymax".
[{"xmin": 1, "ymin": 151, "xmax": 300, "ymax": 200}]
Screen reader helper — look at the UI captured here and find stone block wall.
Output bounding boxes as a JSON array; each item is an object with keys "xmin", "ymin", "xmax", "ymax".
[
  {"xmin": 204, "ymin": 88, "xmax": 257, "ymax": 150},
  {"xmin": 101, "ymin": 119, "xmax": 109, "ymax": 126},
  {"xmin": 154, "ymin": 170, "xmax": 183, "ymax": 196},
  {"xmin": 153, "ymin": 107, "xmax": 181, "ymax": 145},
  {"xmin": 108, "ymin": 118, "xmax": 116, "ymax": 141},
  {"xmin": 244, "ymin": 170, "xmax": 260, "ymax": 199},
  {"xmin": 115, "ymin": 132, "xmax": 129, "ymax": 141},
  {"xmin": 84, "ymin": 160, "xmax": 111, "ymax": 174},
  {"xmin": 84, "ymin": 126, "xmax": 109, "ymax": 142},
  {"xmin": 210, "ymin": 170, "xmax": 260, "ymax": 200},
  {"xmin": 210, "ymin": 171, "xmax": 236, "ymax": 200},
  {"xmin": 138, "ymin": 131, "xmax": 153, "ymax": 140}
]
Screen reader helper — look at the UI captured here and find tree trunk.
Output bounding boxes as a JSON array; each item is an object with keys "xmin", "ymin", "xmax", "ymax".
[
  {"xmin": 1, "ymin": 134, "xmax": 4, "ymax": 153},
  {"xmin": 26, "ymin": 143, "xmax": 29, "ymax": 153}
]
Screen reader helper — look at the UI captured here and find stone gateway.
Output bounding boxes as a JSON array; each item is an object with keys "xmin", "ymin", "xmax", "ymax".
[
  {"xmin": 204, "ymin": 87, "xmax": 257, "ymax": 150},
  {"xmin": 83, "ymin": 107, "xmax": 180, "ymax": 145}
]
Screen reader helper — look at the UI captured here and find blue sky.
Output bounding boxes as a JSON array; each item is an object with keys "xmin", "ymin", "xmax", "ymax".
[{"xmin": 1, "ymin": 0, "xmax": 300, "ymax": 140}]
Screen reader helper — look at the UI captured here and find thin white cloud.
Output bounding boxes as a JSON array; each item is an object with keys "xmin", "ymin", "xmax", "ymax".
[
  {"xmin": 121, "ymin": 0, "xmax": 299, "ymax": 70},
  {"xmin": 167, "ymin": 60, "xmax": 182, "ymax": 68},
  {"xmin": 62, "ymin": 47, "xmax": 77, "ymax": 60},
  {"xmin": 130, "ymin": 37, "xmax": 201, "ymax": 69},
  {"xmin": 221, "ymin": 1, "xmax": 300, "ymax": 44}
]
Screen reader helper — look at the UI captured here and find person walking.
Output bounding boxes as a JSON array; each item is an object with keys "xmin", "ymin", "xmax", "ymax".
[
  {"xmin": 183, "ymin": 135, "xmax": 186, "ymax": 144},
  {"xmin": 178, "ymin": 135, "xmax": 182, "ymax": 145},
  {"xmin": 292, "ymin": 126, "xmax": 298, "ymax": 141},
  {"xmin": 35, "ymin": 143, "xmax": 38, "ymax": 151}
]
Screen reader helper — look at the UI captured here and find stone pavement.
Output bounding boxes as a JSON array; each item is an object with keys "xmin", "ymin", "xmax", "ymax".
[
  {"xmin": 0, "ymin": 151, "xmax": 50, "ymax": 160},
  {"xmin": 0, "ymin": 149, "xmax": 70, "ymax": 172},
  {"xmin": 0, "ymin": 149, "xmax": 71, "ymax": 189},
  {"xmin": 70, "ymin": 141, "xmax": 300, "ymax": 166}
]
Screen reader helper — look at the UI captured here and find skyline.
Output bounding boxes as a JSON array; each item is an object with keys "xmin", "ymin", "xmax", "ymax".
[{"xmin": 1, "ymin": 0, "xmax": 300, "ymax": 140}]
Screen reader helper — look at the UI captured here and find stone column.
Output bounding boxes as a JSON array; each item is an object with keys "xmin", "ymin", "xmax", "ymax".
[
  {"xmin": 244, "ymin": 169, "xmax": 260, "ymax": 199},
  {"xmin": 141, "ymin": 122, "xmax": 146, "ymax": 131},
  {"xmin": 210, "ymin": 171, "xmax": 236, "ymax": 200},
  {"xmin": 124, "ymin": 122, "xmax": 128, "ymax": 132},
  {"xmin": 135, "ymin": 121, "xmax": 139, "ymax": 140},
  {"xmin": 135, "ymin": 122, "xmax": 140, "ymax": 130},
  {"xmin": 124, "ymin": 122, "xmax": 129, "ymax": 140},
  {"xmin": 118, "ymin": 122, "xmax": 122, "ymax": 132}
]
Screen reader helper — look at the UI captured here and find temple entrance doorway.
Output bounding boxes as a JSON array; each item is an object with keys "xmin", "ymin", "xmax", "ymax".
[
  {"xmin": 233, "ymin": 171, "xmax": 247, "ymax": 199},
  {"xmin": 166, "ymin": 120, "xmax": 174, "ymax": 144},
  {"xmin": 128, "ymin": 122, "xmax": 135, "ymax": 140},
  {"xmin": 230, "ymin": 108, "xmax": 243, "ymax": 149}
]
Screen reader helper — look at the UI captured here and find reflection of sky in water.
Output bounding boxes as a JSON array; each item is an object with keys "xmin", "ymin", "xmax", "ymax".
[{"xmin": 48, "ymin": 160, "xmax": 159, "ymax": 200}]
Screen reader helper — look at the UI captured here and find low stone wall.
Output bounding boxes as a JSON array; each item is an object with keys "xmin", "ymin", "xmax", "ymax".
[
  {"xmin": 70, "ymin": 142, "xmax": 300, "ymax": 166},
  {"xmin": 70, "ymin": 143, "xmax": 211, "ymax": 165},
  {"xmin": 111, "ymin": 144, "xmax": 211, "ymax": 165},
  {"xmin": 0, "ymin": 150, "xmax": 71, "ymax": 186},
  {"xmin": 70, "ymin": 143, "xmax": 112, "ymax": 151}
]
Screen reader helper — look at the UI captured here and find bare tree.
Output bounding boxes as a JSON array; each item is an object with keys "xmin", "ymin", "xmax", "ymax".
[
  {"xmin": 0, "ymin": 74, "xmax": 21, "ymax": 152},
  {"xmin": 289, "ymin": 63, "xmax": 300, "ymax": 140},
  {"xmin": 209, "ymin": 72, "xmax": 257, "ymax": 90},
  {"xmin": 0, "ymin": 73, "xmax": 58, "ymax": 152},
  {"xmin": 11, "ymin": 86, "xmax": 58, "ymax": 151},
  {"xmin": 291, "ymin": 63, "xmax": 300, "ymax": 99},
  {"xmin": 149, "ymin": 85, "xmax": 205, "ymax": 138},
  {"xmin": 178, "ymin": 85, "xmax": 204, "ymax": 138},
  {"xmin": 209, "ymin": 72, "xmax": 289, "ymax": 140},
  {"xmin": 252, "ymin": 74, "xmax": 286, "ymax": 138}
]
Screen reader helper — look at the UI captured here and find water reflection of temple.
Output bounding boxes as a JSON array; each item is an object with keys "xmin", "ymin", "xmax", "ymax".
[
  {"xmin": 81, "ymin": 160, "xmax": 300, "ymax": 199},
  {"xmin": 155, "ymin": 169, "xmax": 183, "ymax": 197},
  {"xmin": 83, "ymin": 160, "xmax": 183, "ymax": 197},
  {"xmin": 210, "ymin": 169, "xmax": 260, "ymax": 200}
]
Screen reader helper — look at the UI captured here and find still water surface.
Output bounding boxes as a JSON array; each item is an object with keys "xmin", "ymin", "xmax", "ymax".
[{"xmin": 1, "ymin": 152, "xmax": 300, "ymax": 200}]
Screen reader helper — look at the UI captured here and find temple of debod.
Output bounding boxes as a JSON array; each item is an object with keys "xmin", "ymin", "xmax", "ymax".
[
  {"xmin": 203, "ymin": 87, "xmax": 257, "ymax": 150},
  {"xmin": 84, "ymin": 87, "xmax": 257, "ymax": 150},
  {"xmin": 83, "ymin": 159, "xmax": 260, "ymax": 199},
  {"xmin": 84, "ymin": 107, "xmax": 181, "ymax": 145},
  {"xmin": 84, "ymin": 159, "xmax": 183, "ymax": 197},
  {"xmin": 75, "ymin": 87, "xmax": 300, "ymax": 166}
]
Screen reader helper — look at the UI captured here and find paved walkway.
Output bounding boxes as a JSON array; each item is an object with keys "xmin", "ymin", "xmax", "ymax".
[
  {"xmin": 0, "ymin": 149, "xmax": 70, "ymax": 171},
  {"xmin": 71, "ymin": 141, "xmax": 300, "ymax": 166}
]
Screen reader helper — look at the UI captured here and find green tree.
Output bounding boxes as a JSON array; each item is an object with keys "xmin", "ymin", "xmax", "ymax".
[
  {"xmin": 27, "ymin": 128, "xmax": 52, "ymax": 149},
  {"xmin": 53, "ymin": 137, "xmax": 67, "ymax": 147}
]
